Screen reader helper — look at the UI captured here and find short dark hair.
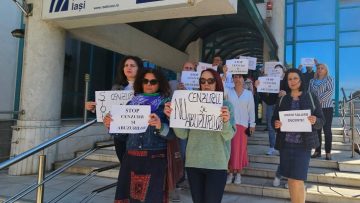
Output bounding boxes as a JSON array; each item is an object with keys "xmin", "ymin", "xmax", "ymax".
[
  {"xmin": 199, "ymin": 69, "xmax": 224, "ymax": 93},
  {"xmin": 133, "ymin": 68, "xmax": 171, "ymax": 98},
  {"xmin": 115, "ymin": 55, "xmax": 144, "ymax": 87},
  {"xmin": 232, "ymin": 74, "xmax": 248, "ymax": 80},
  {"xmin": 283, "ymin": 68, "xmax": 305, "ymax": 92}
]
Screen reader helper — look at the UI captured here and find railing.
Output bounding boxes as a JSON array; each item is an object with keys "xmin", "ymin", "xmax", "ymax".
[
  {"xmin": 340, "ymin": 88, "xmax": 360, "ymax": 158},
  {"xmin": 0, "ymin": 118, "xmax": 112, "ymax": 203}
]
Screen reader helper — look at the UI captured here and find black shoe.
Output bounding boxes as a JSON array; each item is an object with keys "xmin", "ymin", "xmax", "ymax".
[
  {"xmin": 325, "ymin": 153, "xmax": 332, "ymax": 160},
  {"xmin": 354, "ymin": 148, "xmax": 360, "ymax": 155},
  {"xmin": 311, "ymin": 152, "xmax": 321, "ymax": 158}
]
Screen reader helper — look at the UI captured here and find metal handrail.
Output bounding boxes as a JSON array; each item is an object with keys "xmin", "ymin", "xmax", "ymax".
[
  {"xmin": 0, "ymin": 119, "xmax": 97, "ymax": 170},
  {"xmin": 0, "ymin": 110, "xmax": 25, "ymax": 115},
  {"xmin": 80, "ymin": 182, "xmax": 117, "ymax": 203}
]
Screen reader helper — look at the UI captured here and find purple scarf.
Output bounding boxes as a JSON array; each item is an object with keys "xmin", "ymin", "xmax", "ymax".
[{"xmin": 128, "ymin": 93, "xmax": 167, "ymax": 112}]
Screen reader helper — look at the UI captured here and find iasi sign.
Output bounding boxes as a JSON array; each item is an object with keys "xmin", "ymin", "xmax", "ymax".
[{"xmin": 43, "ymin": 0, "xmax": 191, "ymax": 19}]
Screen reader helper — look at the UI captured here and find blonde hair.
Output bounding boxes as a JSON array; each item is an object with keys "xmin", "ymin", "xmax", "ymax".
[{"xmin": 315, "ymin": 63, "xmax": 329, "ymax": 79}]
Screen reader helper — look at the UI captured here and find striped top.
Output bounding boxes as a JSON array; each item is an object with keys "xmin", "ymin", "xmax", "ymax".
[{"xmin": 309, "ymin": 76, "xmax": 334, "ymax": 108}]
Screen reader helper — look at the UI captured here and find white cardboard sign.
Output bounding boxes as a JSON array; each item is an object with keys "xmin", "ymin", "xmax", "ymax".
[
  {"xmin": 109, "ymin": 105, "xmax": 151, "ymax": 134},
  {"xmin": 301, "ymin": 58, "xmax": 315, "ymax": 67},
  {"xmin": 239, "ymin": 56, "xmax": 257, "ymax": 70},
  {"xmin": 279, "ymin": 110, "xmax": 312, "ymax": 132},
  {"xmin": 257, "ymin": 77, "xmax": 280, "ymax": 93},
  {"xmin": 226, "ymin": 59, "xmax": 249, "ymax": 74},
  {"xmin": 170, "ymin": 90, "xmax": 223, "ymax": 131},
  {"xmin": 197, "ymin": 62, "xmax": 216, "ymax": 72},
  {"xmin": 181, "ymin": 71, "xmax": 200, "ymax": 90},
  {"xmin": 95, "ymin": 90, "xmax": 134, "ymax": 122},
  {"xmin": 264, "ymin": 62, "xmax": 282, "ymax": 75}
]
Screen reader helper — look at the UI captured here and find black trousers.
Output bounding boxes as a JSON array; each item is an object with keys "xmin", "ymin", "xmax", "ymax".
[
  {"xmin": 186, "ymin": 167, "xmax": 227, "ymax": 203},
  {"xmin": 316, "ymin": 107, "xmax": 333, "ymax": 153},
  {"xmin": 114, "ymin": 136, "xmax": 126, "ymax": 163}
]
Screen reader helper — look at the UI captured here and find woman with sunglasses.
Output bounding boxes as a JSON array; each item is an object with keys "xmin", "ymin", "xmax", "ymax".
[
  {"xmin": 104, "ymin": 68, "xmax": 173, "ymax": 202},
  {"xmin": 85, "ymin": 55, "xmax": 143, "ymax": 165},
  {"xmin": 164, "ymin": 68, "xmax": 235, "ymax": 203}
]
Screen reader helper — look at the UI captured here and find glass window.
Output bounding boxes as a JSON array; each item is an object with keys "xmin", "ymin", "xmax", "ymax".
[
  {"xmin": 286, "ymin": 29, "xmax": 293, "ymax": 43},
  {"xmin": 340, "ymin": 0, "xmax": 360, "ymax": 8},
  {"xmin": 340, "ymin": 8, "xmax": 360, "ymax": 31},
  {"xmin": 340, "ymin": 47, "xmax": 360, "ymax": 95},
  {"xmin": 286, "ymin": 45, "xmax": 293, "ymax": 68},
  {"xmin": 296, "ymin": 25, "xmax": 335, "ymax": 41},
  {"xmin": 340, "ymin": 32, "xmax": 360, "ymax": 47},
  {"xmin": 296, "ymin": 0, "xmax": 336, "ymax": 25},
  {"xmin": 286, "ymin": 4, "xmax": 293, "ymax": 28},
  {"xmin": 296, "ymin": 41, "xmax": 335, "ymax": 76}
]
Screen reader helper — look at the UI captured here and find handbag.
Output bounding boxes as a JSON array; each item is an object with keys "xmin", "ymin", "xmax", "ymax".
[
  {"xmin": 166, "ymin": 137, "xmax": 184, "ymax": 192},
  {"xmin": 245, "ymin": 124, "xmax": 252, "ymax": 137}
]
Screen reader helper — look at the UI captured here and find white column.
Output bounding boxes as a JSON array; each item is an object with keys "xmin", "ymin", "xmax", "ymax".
[
  {"xmin": 267, "ymin": 0, "xmax": 285, "ymax": 62},
  {"xmin": 9, "ymin": 0, "xmax": 66, "ymax": 175},
  {"xmin": 186, "ymin": 38, "xmax": 203, "ymax": 64}
]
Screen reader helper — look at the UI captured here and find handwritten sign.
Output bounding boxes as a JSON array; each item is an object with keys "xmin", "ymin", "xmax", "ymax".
[
  {"xmin": 95, "ymin": 90, "xmax": 134, "ymax": 122},
  {"xmin": 301, "ymin": 58, "xmax": 315, "ymax": 67},
  {"xmin": 257, "ymin": 77, "xmax": 280, "ymax": 93},
  {"xmin": 197, "ymin": 62, "xmax": 216, "ymax": 72},
  {"xmin": 109, "ymin": 105, "xmax": 150, "ymax": 134},
  {"xmin": 170, "ymin": 90, "xmax": 223, "ymax": 131},
  {"xmin": 226, "ymin": 59, "xmax": 249, "ymax": 74},
  {"xmin": 279, "ymin": 110, "xmax": 312, "ymax": 132},
  {"xmin": 181, "ymin": 71, "xmax": 200, "ymax": 90},
  {"xmin": 264, "ymin": 62, "xmax": 282, "ymax": 75},
  {"xmin": 239, "ymin": 56, "xmax": 257, "ymax": 70}
]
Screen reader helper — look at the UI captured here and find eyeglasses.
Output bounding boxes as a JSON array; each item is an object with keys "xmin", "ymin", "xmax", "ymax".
[
  {"xmin": 142, "ymin": 79, "xmax": 158, "ymax": 85},
  {"xmin": 199, "ymin": 78, "xmax": 216, "ymax": 85}
]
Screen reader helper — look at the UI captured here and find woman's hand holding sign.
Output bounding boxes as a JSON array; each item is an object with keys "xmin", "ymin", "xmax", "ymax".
[
  {"xmin": 149, "ymin": 113, "xmax": 161, "ymax": 130},
  {"xmin": 274, "ymin": 120, "xmax": 282, "ymax": 129},
  {"xmin": 308, "ymin": 116, "xmax": 317, "ymax": 125},
  {"xmin": 221, "ymin": 106, "xmax": 230, "ymax": 123},
  {"xmin": 103, "ymin": 113, "xmax": 113, "ymax": 130},
  {"xmin": 164, "ymin": 102, "xmax": 172, "ymax": 118}
]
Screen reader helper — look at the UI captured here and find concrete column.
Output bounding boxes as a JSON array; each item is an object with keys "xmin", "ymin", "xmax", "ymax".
[
  {"xmin": 267, "ymin": 0, "xmax": 285, "ymax": 62},
  {"xmin": 186, "ymin": 38, "xmax": 203, "ymax": 64},
  {"xmin": 9, "ymin": 0, "xmax": 66, "ymax": 175}
]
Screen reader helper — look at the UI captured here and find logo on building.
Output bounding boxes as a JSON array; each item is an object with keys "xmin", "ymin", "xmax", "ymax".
[
  {"xmin": 49, "ymin": 0, "xmax": 69, "ymax": 13},
  {"xmin": 136, "ymin": 0, "xmax": 163, "ymax": 4}
]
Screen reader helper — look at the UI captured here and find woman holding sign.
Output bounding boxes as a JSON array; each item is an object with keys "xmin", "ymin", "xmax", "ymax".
[
  {"xmin": 85, "ymin": 56, "xmax": 143, "ymax": 164},
  {"xmin": 104, "ymin": 68, "xmax": 175, "ymax": 202},
  {"xmin": 164, "ymin": 68, "xmax": 236, "ymax": 203},
  {"xmin": 272, "ymin": 69, "xmax": 325, "ymax": 203}
]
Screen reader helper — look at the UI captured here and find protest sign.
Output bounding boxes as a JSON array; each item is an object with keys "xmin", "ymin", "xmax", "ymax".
[
  {"xmin": 95, "ymin": 90, "xmax": 134, "ymax": 122},
  {"xmin": 181, "ymin": 71, "xmax": 200, "ymax": 90},
  {"xmin": 239, "ymin": 56, "xmax": 257, "ymax": 70},
  {"xmin": 257, "ymin": 77, "xmax": 280, "ymax": 93},
  {"xmin": 109, "ymin": 105, "xmax": 151, "ymax": 134},
  {"xmin": 170, "ymin": 90, "xmax": 223, "ymax": 131},
  {"xmin": 264, "ymin": 62, "xmax": 282, "ymax": 75},
  {"xmin": 279, "ymin": 110, "xmax": 312, "ymax": 132},
  {"xmin": 197, "ymin": 62, "xmax": 216, "ymax": 72},
  {"xmin": 226, "ymin": 59, "xmax": 249, "ymax": 74},
  {"xmin": 301, "ymin": 58, "xmax": 315, "ymax": 67}
]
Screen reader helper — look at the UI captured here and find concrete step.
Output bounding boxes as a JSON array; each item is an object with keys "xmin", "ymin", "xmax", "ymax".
[
  {"xmin": 225, "ymin": 176, "xmax": 360, "ymax": 203},
  {"xmin": 250, "ymin": 132, "xmax": 350, "ymax": 143},
  {"xmin": 248, "ymin": 139, "xmax": 352, "ymax": 151},
  {"xmin": 242, "ymin": 162, "xmax": 360, "ymax": 187},
  {"xmin": 76, "ymin": 149, "xmax": 119, "ymax": 163},
  {"xmin": 339, "ymin": 159, "xmax": 360, "ymax": 173}
]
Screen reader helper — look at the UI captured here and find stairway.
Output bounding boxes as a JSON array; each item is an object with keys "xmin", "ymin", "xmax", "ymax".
[{"xmin": 54, "ymin": 127, "xmax": 360, "ymax": 203}]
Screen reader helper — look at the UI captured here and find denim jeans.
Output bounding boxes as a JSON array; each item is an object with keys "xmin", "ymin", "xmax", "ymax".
[{"xmin": 266, "ymin": 104, "xmax": 276, "ymax": 148}]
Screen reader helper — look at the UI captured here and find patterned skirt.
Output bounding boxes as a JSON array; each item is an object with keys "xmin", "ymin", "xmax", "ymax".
[{"xmin": 114, "ymin": 149, "xmax": 168, "ymax": 203}]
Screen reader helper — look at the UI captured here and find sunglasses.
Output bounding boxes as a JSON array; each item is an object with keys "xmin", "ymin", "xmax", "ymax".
[
  {"xmin": 199, "ymin": 78, "xmax": 216, "ymax": 85},
  {"xmin": 142, "ymin": 79, "xmax": 158, "ymax": 85}
]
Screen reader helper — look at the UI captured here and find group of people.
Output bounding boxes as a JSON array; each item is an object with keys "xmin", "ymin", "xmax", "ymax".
[{"xmin": 85, "ymin": 54, "xmax": 335, "ymax": 203}]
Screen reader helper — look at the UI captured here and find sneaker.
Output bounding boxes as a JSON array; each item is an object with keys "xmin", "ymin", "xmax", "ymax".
[
  {"xmin": 266, "ymin": 148, "xmax": 275, "ymax": 155},
  {"xmin": 234, "ymin": 173, "xmax": 241, "ymax": 184},
  {"xmin": 273, "ymin": 176, "xmax": 281, "ymax": 187},
  {"xmin": 284, "ymin": 183, "xmax": 289, "ymax": 189},
  {"xmin": 226, "ymin": 173, "xmax": 234, "ymax": 184}
]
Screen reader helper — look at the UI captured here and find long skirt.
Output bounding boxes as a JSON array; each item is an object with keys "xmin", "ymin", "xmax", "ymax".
[
  {"xmin": 228, "ymin": 125, "xmax": 249, "ymax": 171},
  {"xmin": 114, "ymin": 149, "xmax": 168, "ymax": 203}
]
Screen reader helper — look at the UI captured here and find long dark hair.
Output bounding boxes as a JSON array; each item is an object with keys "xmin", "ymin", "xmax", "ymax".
[
  {"xmin": 283, "ymin": 68, "xmax": 305, "ymax": 92},
  {"xmin": 133, "ymin": 68, "xmax": 171, "ymax": 98},
  {"xmin": 199, "ymin": 69, "xmax": 224, "ymax": 92},
  {"xmin": 114, "ymin": 55, "xmax": 144, "ymax": 87}
]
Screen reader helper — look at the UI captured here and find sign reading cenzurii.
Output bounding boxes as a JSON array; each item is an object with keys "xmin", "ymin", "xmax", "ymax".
[
  {"xmin": 170, "ymin": 90, "xmax": 224, "ymax": 131},
  {"xmin": 43, "ymin": 0, "xmax": 191, "ymax": 19}
]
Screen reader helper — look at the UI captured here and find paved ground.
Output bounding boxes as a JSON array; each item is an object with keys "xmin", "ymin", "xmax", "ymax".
[{"xmin": 0, "ymin": 171, "xmax": 290, "ymax": 203}]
